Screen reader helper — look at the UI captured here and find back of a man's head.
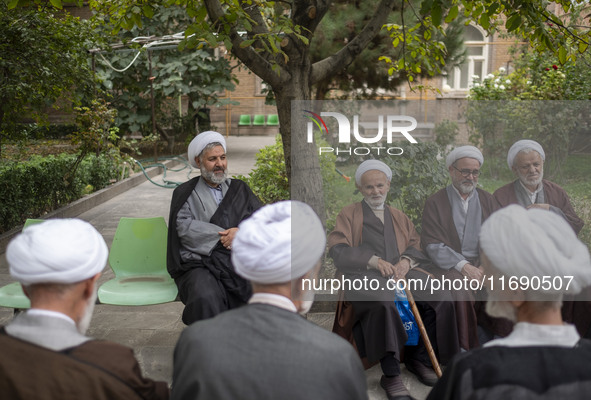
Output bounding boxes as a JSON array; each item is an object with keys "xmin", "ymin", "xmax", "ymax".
[
  {"xmin": 7, "ymin": 218, "xmax": 108, "ymax": 332},
  {"xmin": 479, "ymin": 205, "xmax": 591, "ymax": 321},
  {"xmin": 231, "ymin": 201, "xmax": 326, "ymax": 312}
]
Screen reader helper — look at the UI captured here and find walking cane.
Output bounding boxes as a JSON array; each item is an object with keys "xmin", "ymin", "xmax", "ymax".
[{"xmin": 403, "ymin": 282, "xmax": 443, "ymax": 378}]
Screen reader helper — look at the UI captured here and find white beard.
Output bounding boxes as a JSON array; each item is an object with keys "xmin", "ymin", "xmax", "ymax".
[
  {"xmin": 298, "ymin": 290, "xmax": 316, "ymax": 315},
  {"xmin": 518, "ymin": 171, "xmax": 543, "ymax": 189},
  {"xmin": 485, "ymin": 300, "xmax": 517, "ymax": 322},
  {"xmin": 363, "ymin": 193, "xmax": 387, "ymax": 209},
  {"xmin": 458, "ymin": 181, "xmax": 475, "ymax": 195},
  {"xmin": 77, "ymin": 289, "xmax": 97, "ymax": 335}
]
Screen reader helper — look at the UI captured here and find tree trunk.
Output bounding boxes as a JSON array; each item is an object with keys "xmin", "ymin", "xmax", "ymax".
[{"xmin": 273, "ymin": 59, "xmax": 326, "ymax": 225}]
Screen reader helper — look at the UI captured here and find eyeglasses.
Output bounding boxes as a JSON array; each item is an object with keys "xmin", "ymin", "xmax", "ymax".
[{"xmin": 452, "ymin": 165, "xmax": 480, "ymax": 177}]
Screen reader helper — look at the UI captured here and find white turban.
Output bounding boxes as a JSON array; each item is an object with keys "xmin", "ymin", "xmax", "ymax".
[
  {"xmin": 187, "ymin": 131, "xmax": 227, "ymax": 168},
  {"xmin": 445, "ymin": 145, "xmax": 484, "ymax": 168},
  {"xmin": 507, "ymin": 139, "xmax": 545, "ymax": 169},
  {"xmin": 232, "ymin": 201, "xmax": 326, "ymax": 284},
  {"xmin": 7, "ymin": 219, "xmax": 108, "ymax": 286},
  {"xmin": 355, "ymin": 160, "xmax": 392, "ymax": 185},
  {"xmin": 480, "ymin": 205, "xmax": 591, "ymax": 294}
]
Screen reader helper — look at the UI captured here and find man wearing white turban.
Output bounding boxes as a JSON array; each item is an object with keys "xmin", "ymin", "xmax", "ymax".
[
  {"xmin": 167, "ymin": 131, "xmax": 261, "ymax": 325},
  {"xmin": 494, "ymin": 139, "xmax": 583, "ymax": 234},
  {"xmin": 329, "ymin": 160, "xmax": 463, "ymax": 400},
  {"xmin": 494, "ymin": 139, "xmax": 589, "ymax": 337},
  {"xmin": 171, "ymin": 201, "xmax": 368, "ymax": 400},
  {"xmin": 427, "ymin": 206, "xmax": 591, "ymax": 400},
  {"xmin": 421, "ymin": 145, "xmax": 511, "ymax": 347},
  {"xmin": 0, "ymin": 219, "xmax": 169, "ymax": 400}
]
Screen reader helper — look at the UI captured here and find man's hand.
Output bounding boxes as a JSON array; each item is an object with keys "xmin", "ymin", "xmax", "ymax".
[
  {"xmin": 392, "ymin": 258, "xmax": 411, "ymax": 281},
  {"xmin": 377, "ymin": 258, "xmax": 410, "ymax": 280},
  {"xmin": 527, "ymin": 203, "xmax": 550, "ymax": 211},
  {"xmin": 219, "ymin": 227, "xmax": 238, "ymax": 250},
  {"xmin": 461, "ymin": 263, "xmax": 484, "ymax": 282},
  {"xmin": 376, "ymin": 259, "xmax": 396, "ymax": 278}
]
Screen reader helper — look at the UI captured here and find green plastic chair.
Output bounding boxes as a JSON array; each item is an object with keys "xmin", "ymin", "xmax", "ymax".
[
  {"xmin": 252, "ymin": 114, "xmax": 265, "ymax": 126},
  {"xmin": 238, "ymin": 114, "xmax": 252, "ymax": 126},
  {"xmin": 98, "ymin": 217, "xmax": 178, "ymax": 306},
  {"xmin": 266, "ymin": 114, "xmax": 279, "ymax": 126},
  {"xmin": 0, "ymin": 219, "xmax": 45, "ymax": 310}
]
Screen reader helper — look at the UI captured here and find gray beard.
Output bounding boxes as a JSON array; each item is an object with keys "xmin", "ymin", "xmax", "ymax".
[
  {"xmin": 77, "ymin": 288, "xmax": 97, "ymax": 335},
  {"xmin": 485, "ymin": 300, "xmax": 517, "ymax": 323},
  {"xmin": 201, "ymin": 166, "xmax": 228, "ymax": 185},
  {"xmin": 458, "ymin": 181, "xmax": 475, "ymax": 195}
]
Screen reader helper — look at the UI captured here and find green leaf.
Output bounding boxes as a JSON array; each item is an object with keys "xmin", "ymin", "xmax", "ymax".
[
  {"xmin": 393, "ymin": 37, "xmax": 400, "ymax": 47},
  {"xmin": 431, "ymin": 2, "xmax": 442, "ymax": 27},
  {"xmin": 445, "ymin": 5, "xmax": 458, "ymax": 23},
  {"xmin": 558, "ymin": 46, "xmax": 567, "ymax": 64},
  {"xmin": 143, "ymin": 5, "xmax": 154, "ymax": 19},
  {"xmin": 505, "ymin": 14, "xmax": 522, "ymax": 32},
  {"xmin": 49, "ymin": 0, "xmax": 63, "ymax": 9},
  {"xmin": 478, "ymin": 14, "xmax": 490, "ymax": 30},
  {"xmin": 420, "ymin": 0, "xmax": 434, "ymax": 16},
  {"xmin": 579, "ymin": 42, "xmax": 588, "ymax": 54},
  {"xmin": 194, "ymin": 6, "xmax": 208, "ymax": 22},
  {"xmin": 240, "ymin": 39, "xmax": 255, "ymax": 48}
]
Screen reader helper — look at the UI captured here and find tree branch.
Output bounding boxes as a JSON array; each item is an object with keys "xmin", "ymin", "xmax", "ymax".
[
  {"xmin": 310, "ymin": 0, "xmax": 398, "ymax": 84},
  {"xmin": 202, "ymin": 0, "xmax": 289, "ymax": 87},
  {"xmin": 540, "ymin": 10, "xmax": 588, "ymax": 46}
]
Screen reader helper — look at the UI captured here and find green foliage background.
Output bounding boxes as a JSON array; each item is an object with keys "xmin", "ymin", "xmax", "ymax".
[{"xmin": 0, "ymin": 154, "xmax": 121, "ymax": 233}]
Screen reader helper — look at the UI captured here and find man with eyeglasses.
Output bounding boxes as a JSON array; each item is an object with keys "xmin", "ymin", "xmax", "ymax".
[
  {"xmin": 421, "ymin": 146, "xmax": 511, "ymax": 349},
  {"xmin": 493, "ymin": 139, "xmax": 589, "ymax": 339}
]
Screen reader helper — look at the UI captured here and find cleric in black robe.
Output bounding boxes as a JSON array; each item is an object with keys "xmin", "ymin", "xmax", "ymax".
[
  {"xmin": 167, "ymin": 131, "xmax": 261, "ymax": 325},
  {"xmin": 427, "ymin": 205, "xmax": 591, "ymax": 400},
  {"xmin": 329, "ymin": 160, "xmax": 461, "ymax": 400}
]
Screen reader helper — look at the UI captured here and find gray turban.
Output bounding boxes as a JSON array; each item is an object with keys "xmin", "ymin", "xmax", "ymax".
[
  {"xmin": 480, "ymin": 205, "xmax": 591, "ymax": 294},
  {"xmin": 232, "ymin": 201, "xmax": 326, "ymax": 284},
  {"xmin": 507, "ymin": 139, "xmax": 545, "ymax": 169},
  {"xmin": 355, "ymin": 160, "xmax": 392, "ymax": 185},
  {"xmin": 445, "ymin": 145, "xmax": 484, "ymax": 168},
  {"xmin": 7, "ymin": 219, "xmax": 108, "ymax": 286},
  {"xmin": 187, "ymin": 131, "xmax": 227, "ymax": 168}
]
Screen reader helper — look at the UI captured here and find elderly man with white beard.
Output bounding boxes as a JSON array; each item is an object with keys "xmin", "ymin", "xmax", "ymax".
[
  {"xmin": 427, "ymin": 205, "xmax": 591, "ymax": 400},
  {"xmin": 167, "ymin": 131, "xmax": 262, "ymax": 325},
  {"xmin": 329, "ymin": 160, "xmax": 463, "ymax": 400},
  {"xmin": 494, "ymin": 139, "xmax": 590, "ymax": 338},
  {"xmin": 494, "ymin": 139, "xmax": 584, "ymax": 235},
  {"xmin": 171, "ymin": 201, "xmax": 368, "ymax": 400},
  {"xmin": 0, "ymin": 219, "xmax": 169, "ymax": 400}
]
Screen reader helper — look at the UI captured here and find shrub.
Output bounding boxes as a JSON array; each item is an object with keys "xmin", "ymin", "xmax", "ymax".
[
  {"xmin": 434, "ymin": 119, "xmax": 459, "ymax": 149},
  {"xmin": 235, "ymin": 136, "xmax": 289, "ymax": 204},
  {"xmin": 0, "ymin": 153, "xmax": 119, "ymax": 233}
]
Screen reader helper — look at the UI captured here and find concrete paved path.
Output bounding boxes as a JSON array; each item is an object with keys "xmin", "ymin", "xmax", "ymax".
[{"xmin": 0, "ymin": 135, "xmax": 431, "ymax": 399}]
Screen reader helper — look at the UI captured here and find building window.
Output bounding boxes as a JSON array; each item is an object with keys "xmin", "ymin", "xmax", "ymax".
[{"xmin": 445, "ymin": 25, "xmax": 488, "ymax": 91}]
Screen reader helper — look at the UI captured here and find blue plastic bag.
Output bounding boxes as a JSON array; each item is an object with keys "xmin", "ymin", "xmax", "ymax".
[{"xmin": 395, "ymin": 286, "xmax": 419, "ymax": 346}]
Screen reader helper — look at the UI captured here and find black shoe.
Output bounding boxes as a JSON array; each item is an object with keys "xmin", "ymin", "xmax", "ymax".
[
  {"xmin": 380, "ymin": 375, "xmax": 412, "ymax": 400},
  {"xmin": 405, "ymin": 358, "xmax": 438, "ymax": 386}
]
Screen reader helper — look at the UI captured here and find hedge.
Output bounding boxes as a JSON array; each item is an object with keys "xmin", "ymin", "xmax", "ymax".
[{"xmin": 0, "ymin": 153, "xmax": 119, "ymax": 233}]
